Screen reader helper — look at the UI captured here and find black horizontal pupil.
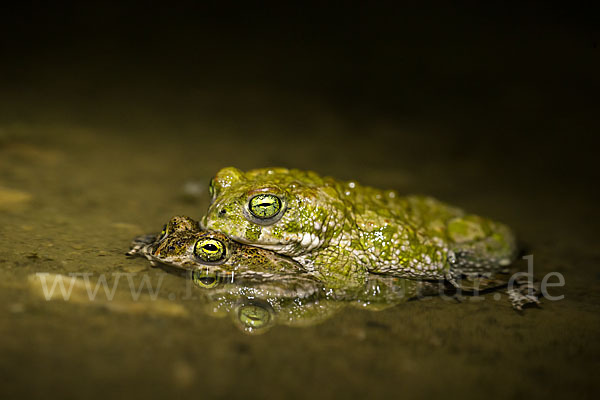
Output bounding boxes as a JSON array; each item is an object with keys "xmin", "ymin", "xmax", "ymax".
[{"xmin": 204, "ymin": 243, "xmax": 218, "ymax": 251}]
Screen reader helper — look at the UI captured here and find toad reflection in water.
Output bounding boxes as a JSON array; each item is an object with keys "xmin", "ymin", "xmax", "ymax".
[{"xmin": 187, "ymin": 269, "xmax": 446, "ymax": 334}]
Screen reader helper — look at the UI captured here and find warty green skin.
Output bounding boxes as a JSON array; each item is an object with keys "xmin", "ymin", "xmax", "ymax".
[{"xmin": 202, "ymin": 167, "xmax": 518, "ymax": 287}]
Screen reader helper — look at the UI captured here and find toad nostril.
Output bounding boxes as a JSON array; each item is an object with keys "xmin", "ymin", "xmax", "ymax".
[{"xmin": 219, "ymin": 209, "xmax": 227, "ymax": 216}]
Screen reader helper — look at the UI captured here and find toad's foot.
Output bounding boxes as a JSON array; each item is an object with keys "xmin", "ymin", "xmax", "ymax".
[{"xmin": 507, "ymin": 276, "xmax": 541, "ymax": 311}]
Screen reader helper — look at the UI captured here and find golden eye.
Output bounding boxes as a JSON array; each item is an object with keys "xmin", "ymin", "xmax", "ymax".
[
  {"xmin": 194, "ymin": 238, "xmax": 226, "ymax": 263},
  {"xmin": 192, "ymin": 270, "xmax": 219, "ymax": 288},
  {"xmin": 249, "ymin": 194, "xmax": 282, "ymax": 219}
]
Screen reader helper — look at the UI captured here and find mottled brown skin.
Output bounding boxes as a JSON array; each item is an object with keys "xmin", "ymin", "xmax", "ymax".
[{"xmin": 128, "ymin": 216, "xmax": 305, "ymax": 278}]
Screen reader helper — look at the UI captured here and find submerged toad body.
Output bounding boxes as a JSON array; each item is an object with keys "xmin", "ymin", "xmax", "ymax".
[{"xmin": 202, "ymin": 167, "xmax": 518, "ymax": 286}]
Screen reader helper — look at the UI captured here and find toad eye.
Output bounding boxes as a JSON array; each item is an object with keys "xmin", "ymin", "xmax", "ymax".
[
  {"xmin": 192, "ymin": 270, "xmax": 219, "ymax": 288},
  {"xmin": 248, "ymin": 194, "xmax": 282, "ymax": 219},
  {"xmin": 194, "ymin": 238, "xmax": 226, "ymax": 263}
]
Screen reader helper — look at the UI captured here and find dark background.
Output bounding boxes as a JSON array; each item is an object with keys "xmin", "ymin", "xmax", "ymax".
[
  {"xmin": 2, "ymin": 3, "xmax": 597, "ymax": 145},
  {"xmin": 1, "ymin": 2, "xmax": 598, "ymax": 240}
]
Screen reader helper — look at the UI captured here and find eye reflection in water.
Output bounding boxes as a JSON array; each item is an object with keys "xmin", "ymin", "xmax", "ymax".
[{"xmin": 186, "ymin": 269, "xmax": 445, "ymax": 334}]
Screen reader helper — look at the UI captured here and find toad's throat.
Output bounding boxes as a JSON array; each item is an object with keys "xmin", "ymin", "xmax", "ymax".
[{"xmin": 232, "ymin": 232, "xmax": 323, "ymax": 256}]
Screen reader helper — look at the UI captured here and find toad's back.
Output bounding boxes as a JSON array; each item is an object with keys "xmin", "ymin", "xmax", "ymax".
[{"xmin": 202, "ymin": 167, "xmax": 517, "ymax": 284}]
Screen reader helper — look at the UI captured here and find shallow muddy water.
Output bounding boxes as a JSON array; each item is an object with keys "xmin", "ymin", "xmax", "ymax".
[{"xmin": 1, "ymin": 4, "xmax": 599, "ymax": 399}]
